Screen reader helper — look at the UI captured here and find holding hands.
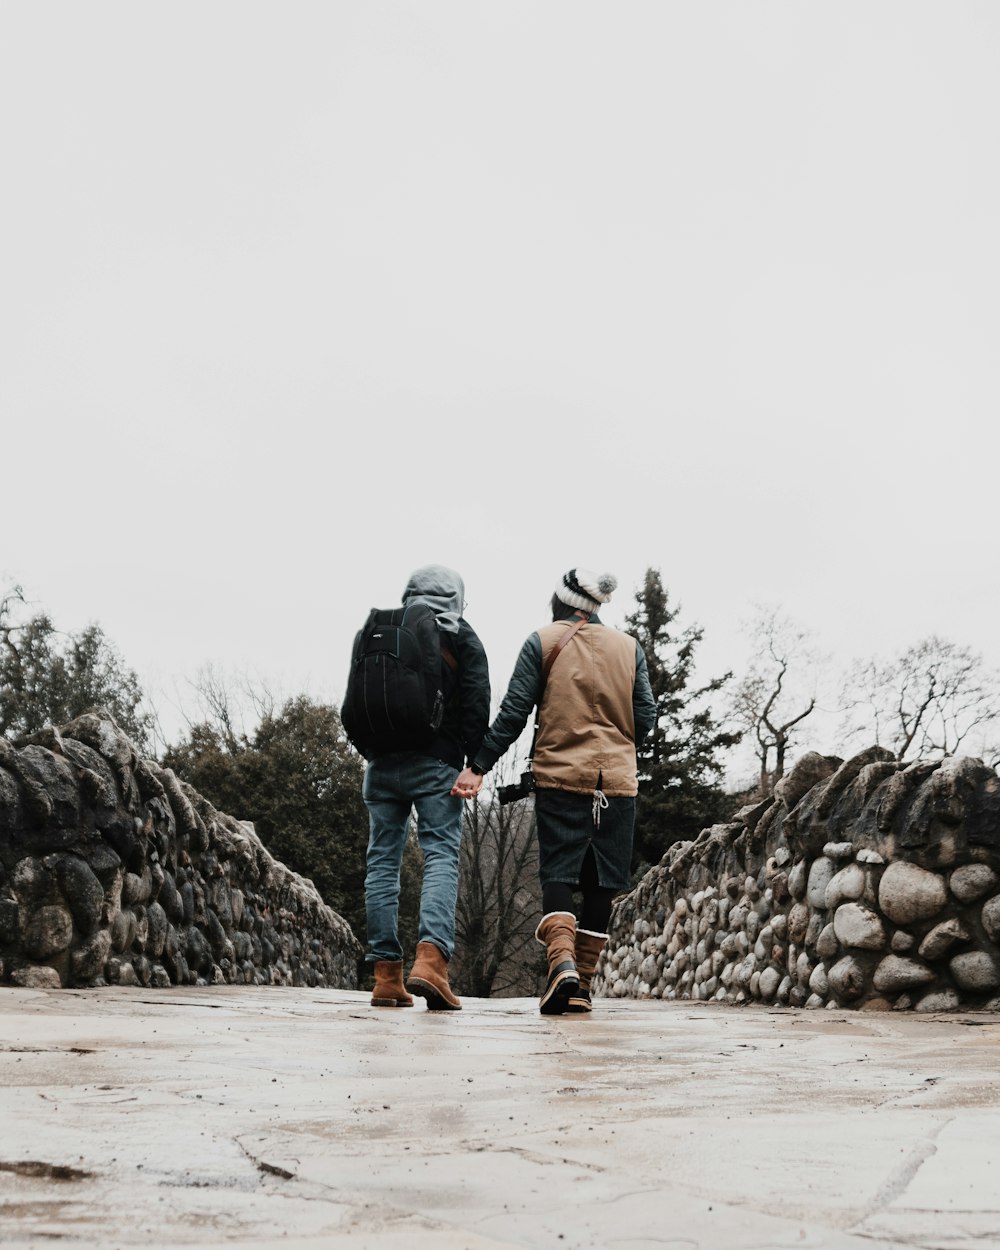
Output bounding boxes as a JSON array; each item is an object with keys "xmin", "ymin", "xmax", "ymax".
[{"xmin": 451, "ymin": 767, "xmax": 484, "ymax": 799}]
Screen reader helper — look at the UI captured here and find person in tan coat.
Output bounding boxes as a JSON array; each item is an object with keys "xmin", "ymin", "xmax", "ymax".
[{"xmin": 453, "ymin": 569, "xmax": 656, "ymax": 1014}]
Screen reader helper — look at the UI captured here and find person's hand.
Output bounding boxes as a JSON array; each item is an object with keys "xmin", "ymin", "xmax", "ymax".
[{"xmin": 451, "ymin": 767, "xmax": 483, "ymax": 798}]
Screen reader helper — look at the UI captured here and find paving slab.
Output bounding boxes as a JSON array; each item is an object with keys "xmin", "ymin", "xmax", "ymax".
[{"xmin": 1, "ymin": 987, "xmax": 999, "ymax": 1249}]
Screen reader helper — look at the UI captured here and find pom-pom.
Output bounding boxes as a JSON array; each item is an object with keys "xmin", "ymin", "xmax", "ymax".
[{"xmin": 597, "ymin": 573, "xmax": 618, "ymax": 596}]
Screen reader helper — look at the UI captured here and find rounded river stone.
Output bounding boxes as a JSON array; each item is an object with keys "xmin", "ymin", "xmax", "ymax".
[
  {"xmin": 833, "ymin": 903, "xmax": 886, "ymax": 950},
  {"xmin": 807, "ymin": 857, "xmax": 836, "ymax": 908},
  {"xmin": 949, "ymin": 951, "xmax": 1000, "ymax": 992},
  {"xmin": 949, "ymin": 864, "xmax": 998, "ymax": 904},
  {"xmin": 873, "ymin": 955, "xmax": 934, "ymax": 994},
  {"xmin": 828, "ymin": 956, "xmax": 866, "ymax": 1002},
  {"xmin": 23, "ymin": 905, "xmax": 73, "ymax": 959},
  {"xmin": 878, "ymin": 861, "xmax": 947, "ymax": 925}
]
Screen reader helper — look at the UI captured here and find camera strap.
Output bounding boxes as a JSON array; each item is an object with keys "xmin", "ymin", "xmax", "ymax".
[{"xmin": 528, "ymin": 611, "xmax": 590, "ymax": 767}]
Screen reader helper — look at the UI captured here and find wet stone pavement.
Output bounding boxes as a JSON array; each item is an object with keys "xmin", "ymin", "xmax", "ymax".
[{"xmin": 1, "ymin": 986, "xmax": 999, "ymax": 1249}]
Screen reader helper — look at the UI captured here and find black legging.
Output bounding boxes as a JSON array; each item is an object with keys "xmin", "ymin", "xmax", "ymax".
[{"xmin": 541, "ymin": 846, "xmax": 617, "ymax": 933}]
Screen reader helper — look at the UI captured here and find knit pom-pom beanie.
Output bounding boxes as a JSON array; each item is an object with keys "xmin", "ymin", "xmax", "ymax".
[{"xmin": 554, "ymin": 568, "xmax": 618, "ymax": 613}]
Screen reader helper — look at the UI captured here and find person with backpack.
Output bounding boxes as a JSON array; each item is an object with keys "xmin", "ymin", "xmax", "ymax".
[
  {"xmin": 452, "ymin": 569, "xmax": 656, "ymax": 1015},
  {"xmin": 341, "ymin": 564, "xmax": 490, "ymax": 1011}
]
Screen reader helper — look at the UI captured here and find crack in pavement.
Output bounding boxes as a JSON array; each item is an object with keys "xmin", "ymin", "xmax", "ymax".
[
  {"xmin": 849, "ymin": 1116, "xmax": 952, "ymax": 1229},
  {"xmin": 464, "ymin": 1141, "xmax": 609, "ymax": 1174},
  {"xmin": 235, "ymin": 1136, "xmax": 299, "ymax": 1183},
  {"xmin": 0, "ymin": 1159, "xmax": 93, "ymax": 1181}
]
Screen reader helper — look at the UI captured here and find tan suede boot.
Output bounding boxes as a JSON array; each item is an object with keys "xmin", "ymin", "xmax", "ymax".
[
  {"xmin": 535, "ymin": 912, "xmax": 579, "ymax": 1015},
  {"xmin": 370, "ymin": 960, "xmax": 414, "ymax": 1007},
  {"xmin": 566, "ymin": 929, "xmax": 608, "ymax": 1013},
  {"xmin": 406, "ymin": 941, "xmax": 461, "ymax": 1011}
]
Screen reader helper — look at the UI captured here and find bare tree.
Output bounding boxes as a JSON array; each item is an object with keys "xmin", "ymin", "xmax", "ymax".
[
  {"xmin": 176, "ymin": 662, "xmax": 279, "ymax": 752},
  {"xmin": 841, "ymin": 635, "xmax": 1000, "ymax": 765},
  {"xmin": 0, "ymin": 583, "xmax": 27, "ymax": 673},
  {"xmin": 452, "ymin": 751, "xmax": 542, "ymax": 998},
  {"xmin": 730, "ymin": 606, "xmax": 823, "ymax": 794}
]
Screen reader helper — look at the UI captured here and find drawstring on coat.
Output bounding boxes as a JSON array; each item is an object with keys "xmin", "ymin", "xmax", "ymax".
[{"xmin": 592, "ymin": 770, "xmax": 609, "ymax": 828}]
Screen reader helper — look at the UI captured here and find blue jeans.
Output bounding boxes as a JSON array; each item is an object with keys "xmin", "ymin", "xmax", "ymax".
[{"xmin": 362, "ymin": 753, "xmax": 463, "ymax": 963}]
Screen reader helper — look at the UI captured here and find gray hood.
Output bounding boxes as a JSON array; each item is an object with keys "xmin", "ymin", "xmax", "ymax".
[{"xmin": 402, "ymin": 564, "xmax": 465, "ymax": 634}]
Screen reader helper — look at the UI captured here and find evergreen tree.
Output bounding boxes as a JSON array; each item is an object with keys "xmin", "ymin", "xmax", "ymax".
[
  {"xmin": 625, "ymin": 569, "xmax": 740, "ymax": 873},
  {"xmin": 163, "ymin": 695, "xmax": 411, "ymax": 956},
  {"xmin": 1, "ymin": 588, "xmax": 152, "ymax": 749}
]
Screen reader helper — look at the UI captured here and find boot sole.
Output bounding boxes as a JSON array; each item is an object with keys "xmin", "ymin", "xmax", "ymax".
[
  {"xmin": 370, "ymin": 997, "xmax": 413, "ymax": 1007},
  {"xmin": 539, "ymin": 967, "xmax": 579, "ymax": 1015},
  {"xmin": 406, "ymin": 977, "xmax": 462, "ymax": 1011}
]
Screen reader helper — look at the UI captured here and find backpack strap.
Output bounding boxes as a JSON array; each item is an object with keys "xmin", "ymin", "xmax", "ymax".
[
  {"xmin": 529, "ymin": 611, "xmax": 590, "ymax": 767},
  {"xmin": 403, "ymin": 599, "xmax": 459, "ymax": 672},
  {"xmin": 542, "ymin": 611, "xmax": 589, "ymax": 681}
]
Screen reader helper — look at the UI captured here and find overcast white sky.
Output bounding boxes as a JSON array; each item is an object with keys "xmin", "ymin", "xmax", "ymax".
[{"xmin": 3, "ymin": 3, "xmax": 998, "ymax": 778}]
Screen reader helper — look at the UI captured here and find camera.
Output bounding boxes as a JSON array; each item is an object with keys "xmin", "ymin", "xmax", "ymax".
[{"xmin": 497, "ymin": 770, "xmax": 535, "ymax": 805}]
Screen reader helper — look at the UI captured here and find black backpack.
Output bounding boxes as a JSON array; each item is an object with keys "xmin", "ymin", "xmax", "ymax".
[{"xmin": 341, "ymin": 602, "xmax": 457, "ymax": 758}]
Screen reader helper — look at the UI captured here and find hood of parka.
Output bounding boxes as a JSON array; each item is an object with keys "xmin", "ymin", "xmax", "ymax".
[{"xmin": 402, "ymin": 564, "xmax": 465, "ymax": 634}]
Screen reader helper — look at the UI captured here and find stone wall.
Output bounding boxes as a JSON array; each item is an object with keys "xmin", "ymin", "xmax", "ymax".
[
  {"xmin": 596, "ymin": 747, "xmax": 1000, "ymax": 1011},
  {"xmin": 0, "ymin": 713, "xmax": 361, "ymax": 990}
]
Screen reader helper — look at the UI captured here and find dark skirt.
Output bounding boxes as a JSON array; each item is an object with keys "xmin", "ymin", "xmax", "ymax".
[{"xmin": 534, "ymin": 787, "xmax": 636, "ymax": 891}]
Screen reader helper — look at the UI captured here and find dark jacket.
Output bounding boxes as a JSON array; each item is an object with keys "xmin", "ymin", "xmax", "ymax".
[
  {"xmin": 366, "ymin": 564, "xmax": 491, "ymax": 771},
  {"xmin": 473, "ymin": 612, "xmax": 656, "ymax": 781},
  {"xmin": 427, "ymin": 618, "xmax": 491, "ymax": 770}
]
